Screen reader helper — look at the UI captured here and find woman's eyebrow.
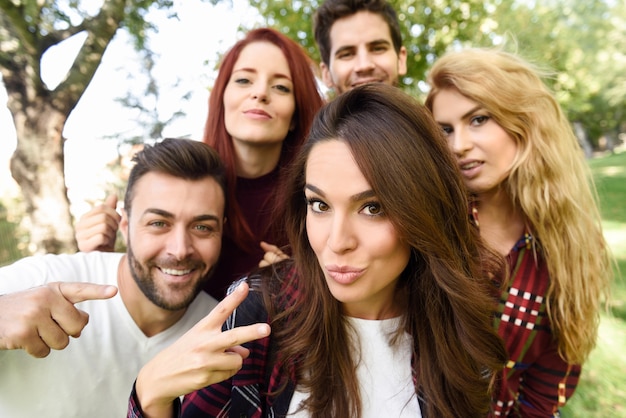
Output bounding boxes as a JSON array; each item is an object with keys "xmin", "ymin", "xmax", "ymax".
[{"xmin": 305, "ymin": 184, "xmax": 375, "ymax": 202}]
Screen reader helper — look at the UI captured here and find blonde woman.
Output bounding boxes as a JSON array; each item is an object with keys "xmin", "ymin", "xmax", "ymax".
[{"xmin": 426, "ymin": 48, "xmax": 613, "ymax": 416}]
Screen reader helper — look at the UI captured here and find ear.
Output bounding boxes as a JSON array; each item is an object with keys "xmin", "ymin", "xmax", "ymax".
[
  {"xmin": 119, "ymin": 208, "xmax": 130, "ymax": 246},
  {"xmin": 320, "ymin": 62, "xmax": 335, "ymax": 89},
  {"xmin": 397, "ymin": 46, "xmax": 408, "ymax": 76}
]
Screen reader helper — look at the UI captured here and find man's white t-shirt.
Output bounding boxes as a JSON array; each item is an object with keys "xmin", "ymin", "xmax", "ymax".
[{"xmin": 0, "ymin": 251, "xmax": 218, "ymax": 418}]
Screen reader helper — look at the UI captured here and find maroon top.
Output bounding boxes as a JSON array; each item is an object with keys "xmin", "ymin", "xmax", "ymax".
[{"xmin": 203, "ymin": 168, "xmax": 287, "ymax": 300}]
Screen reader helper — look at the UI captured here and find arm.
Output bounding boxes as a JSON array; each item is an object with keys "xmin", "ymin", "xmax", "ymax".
[
  {"xmin": 515, "ymin": 341, "xmax": 581, "ymax": 417},
  {"xmin": 75, "ymin": 194, "xmax": 121, "ymax": 252},
  {"xmin": 492, "ymin": 247, "xmax": 580, "ymax": 417},
  {"xmin": 130, "ymin": 282, "xmax": 271, "ymax": 418},
  {"xmin": 0, "ymin": 282, "xmax": 117, "ymax": 357}
]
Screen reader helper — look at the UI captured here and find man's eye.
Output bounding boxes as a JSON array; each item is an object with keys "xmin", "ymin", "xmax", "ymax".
[{"xmin": 194, "ymin": 224, "xmax": 215, "ymax": 232}]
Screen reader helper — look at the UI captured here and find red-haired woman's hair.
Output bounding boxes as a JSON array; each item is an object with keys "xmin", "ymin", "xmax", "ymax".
[{"xmin": 203, "ymin": 28, "xmax": 323, "ymax": 251}]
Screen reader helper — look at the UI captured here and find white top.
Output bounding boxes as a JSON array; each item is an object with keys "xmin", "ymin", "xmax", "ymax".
[
  {"xmin": 288, "ymin": 316, "xmax": 421, "ymax": 417},
  {"xmin": 0, "ymin": 252, "xmax": 217, "ymax": 418}
]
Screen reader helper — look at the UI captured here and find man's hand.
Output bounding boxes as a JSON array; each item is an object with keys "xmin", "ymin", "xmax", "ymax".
[
  {"xmin": 0, "ymin": 282, "xmax": 118, "ymax": 358},
  {"xmin": 135, "ymin": 282, "xmax": 271, "ymax": 418},
  {"xmin": 75, "ymin": 194, "xmax": 121, "ymax": 252}
]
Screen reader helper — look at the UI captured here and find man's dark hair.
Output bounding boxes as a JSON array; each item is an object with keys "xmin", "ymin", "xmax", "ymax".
[
  {"xmin": 124, "ymin": 138, "xmax": 226, "ymax": 215},
  {"xmin": 313, "ymin": 0, "xmax": 403, "ymax": 66}
]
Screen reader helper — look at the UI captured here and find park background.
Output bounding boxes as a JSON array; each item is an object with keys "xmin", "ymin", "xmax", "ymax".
[{"xmin": 1, "ymin": 0, "xmax": 624, "ymax": 416}]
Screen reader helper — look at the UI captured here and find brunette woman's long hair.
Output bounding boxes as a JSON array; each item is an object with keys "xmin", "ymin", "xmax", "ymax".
[
  {"xmin": 264, "ymin": 84, "xmax": 507, "ymax": 417},
  {"xmin": 203, "ymin": 28, "xmax": 324, "ymax": 252}
]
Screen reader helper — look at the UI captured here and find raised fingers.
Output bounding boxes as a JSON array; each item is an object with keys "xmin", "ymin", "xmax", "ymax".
[
  {"xmin": 75, "ymin": 198, "xmax": 121, "ymax": 252},
  {"xmin": 204, "ymin": 282, "xmax": 251, "ymax": 329}
]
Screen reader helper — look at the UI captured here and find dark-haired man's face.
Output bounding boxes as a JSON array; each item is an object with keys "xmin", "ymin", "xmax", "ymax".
[
  {"xmin": 321, "ymin": 11, "xmax": 407, "ymax": 94},
  {"xmin": 120, "ymin": 172, "xmax": 224, "ymax": 311}
]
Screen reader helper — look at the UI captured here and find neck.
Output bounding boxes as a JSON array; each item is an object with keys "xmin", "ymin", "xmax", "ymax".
[
  {"xmin": 117, "ymin": 255, "xmax": 187, "ymax": 337},
  {"xmin": 473, "ymin": 189, "xmax": 526, "ymax": 255},
  {"xmin": 232, "ymin": 140, "xmax": 282, "ymax": 178}
]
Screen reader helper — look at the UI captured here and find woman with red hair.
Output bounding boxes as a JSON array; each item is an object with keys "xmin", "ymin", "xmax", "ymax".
[
  {"xmin": 203, "ymin": 28, "xmax": 324, "ymax": 298},
  {"xmin": 75, "ymin": 28, "xmax": 324, "ymax": 300}
]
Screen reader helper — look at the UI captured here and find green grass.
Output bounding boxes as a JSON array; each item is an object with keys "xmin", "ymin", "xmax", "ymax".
[{"xmin": 561, "ymin": 150, "xmax": 626, "ymax": 417}]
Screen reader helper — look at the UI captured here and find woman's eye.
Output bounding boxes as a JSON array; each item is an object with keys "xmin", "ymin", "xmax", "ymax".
[
  {"xmin": 471, "ymin": 115, "xmax": 490, "ymax": 125},
  {"xmin": 234, "ymin": 78, "xmax": 250, "ymax": 85},
  {"xmin": 440, "ymin": 125, "xmax": 452, "ymax": 135},
  {"xmin": 308, "ymin": 199, "xmax": 329, "ymax": 213},
  {"xmin": 362, "ymin": 203, "xmax": 383, "ymax": 216},
  {"xmin": 275, "ymin": 84, "xmax": 291, "ymax": 93}
]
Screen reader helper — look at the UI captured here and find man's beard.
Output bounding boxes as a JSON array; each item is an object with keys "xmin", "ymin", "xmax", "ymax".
[{"xmin": 126, "ymin": 241, "xmax": 214, "ymax": 311}]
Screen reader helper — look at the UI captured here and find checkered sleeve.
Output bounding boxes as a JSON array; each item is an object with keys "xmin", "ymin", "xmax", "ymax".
[{"xmin": 491, "ymin": 236, "xmax": 581, "ymax": 417}]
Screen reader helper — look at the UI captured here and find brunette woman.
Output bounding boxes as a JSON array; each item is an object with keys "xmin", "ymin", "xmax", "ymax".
[{"xmin": 128, "ymin": 83, "xmax": 508, "ymax": 418}]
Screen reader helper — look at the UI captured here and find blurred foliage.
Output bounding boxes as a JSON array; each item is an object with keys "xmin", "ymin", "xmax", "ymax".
[{"xmin": 0, "ymin": 199, "xmax": 27, "ymax": 267}]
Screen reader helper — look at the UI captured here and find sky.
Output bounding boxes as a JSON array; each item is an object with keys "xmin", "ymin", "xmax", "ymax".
[{"xmin": 0, "ymin": 0, "xmax": 262, "ymax": 216}]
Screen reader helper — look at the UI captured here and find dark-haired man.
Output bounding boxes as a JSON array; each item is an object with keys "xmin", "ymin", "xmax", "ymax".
[
  {"xmin": 0, "ymin": 139, "xmax": 268, "ymax": 418},
  {"xmin": 313, "ymin": 0, "xmax": 407, "ymax": 94}
]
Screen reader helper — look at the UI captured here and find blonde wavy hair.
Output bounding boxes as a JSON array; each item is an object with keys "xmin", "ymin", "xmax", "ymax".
[{"xmin": 425, "ymin": 48, "xmax": 613, "ymax": 364}]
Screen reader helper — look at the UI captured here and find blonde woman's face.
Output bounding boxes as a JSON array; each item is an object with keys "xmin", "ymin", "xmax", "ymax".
[
  {"xmin": 431, "ymin": 88, "xmax": 517, "ymax": 195},
  {"xmin": 304, "ymin": 140, "xmax": 410, "ymax": 320}
]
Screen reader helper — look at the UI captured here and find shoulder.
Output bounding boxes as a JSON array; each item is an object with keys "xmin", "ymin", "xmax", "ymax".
[
  {"xmin": 224, "ymin": 277, "xmax": 269, "ymax": 330},
  {"xmin": 226, "ymin": 262, "xmax": 301, "ymax": 324}
]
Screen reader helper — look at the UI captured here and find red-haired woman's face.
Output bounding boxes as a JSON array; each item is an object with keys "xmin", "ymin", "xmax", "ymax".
[{"xmin": 223, "ymin": 41, "xmax": 296, "ymax": 152}]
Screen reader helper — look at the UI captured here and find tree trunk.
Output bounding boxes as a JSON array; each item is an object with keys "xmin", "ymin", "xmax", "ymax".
[
  {"xmin": 9, "ymin": 100, "xmax": 76, "ymax": 254},
  {"xmin": 1, "ymin": 0, "xmax": 131, "ymax": 254}
]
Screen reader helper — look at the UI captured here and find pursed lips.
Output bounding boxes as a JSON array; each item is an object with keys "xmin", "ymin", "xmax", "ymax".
[
  {"xmin": 244, "ymin": 109, "xmax": 271, "ymax": 119},
  {"xmin": 325, "ymin": 265, "xmax": 365, "ymax": 284}
]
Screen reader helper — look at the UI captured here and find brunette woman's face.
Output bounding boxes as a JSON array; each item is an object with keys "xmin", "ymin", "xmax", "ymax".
[
  {"xmin": 304, "ymin": 140, "xmax": 410, "ymax": 320},
  {"xmin": 223, "ymin": 41, "xmax": 296, "ymax": 148},
  {"xmin": 430, "ymin": 88, "xmax": 518, "ymax": 196}
]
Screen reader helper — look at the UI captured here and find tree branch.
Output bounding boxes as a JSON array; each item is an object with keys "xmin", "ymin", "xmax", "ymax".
[{"xmin": 51, "ymin": 0, "xmax": 128, "ymax": 113}]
